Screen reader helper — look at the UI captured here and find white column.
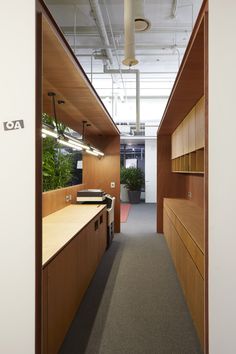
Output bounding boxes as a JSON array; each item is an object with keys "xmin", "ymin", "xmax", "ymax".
[
  {"xmin": 145, "ymin": 137, "xmax": 157, "ymax": 203},
  {"xmin": 209, "ymin": 1, "xmax": 236, "ymax": 353},
  {"xmin": 0, "ymin": 1, "xmax": 36, "ymax": 353}
]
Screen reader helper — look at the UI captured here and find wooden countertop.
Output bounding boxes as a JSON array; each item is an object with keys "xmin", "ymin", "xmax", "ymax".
[
  {"xmin": 164, "ymin": 198, "xmax": 204, "ymax": 253},
  {"xmin": 43, "ymin": 204, "xmax": 106, "ymax": 267}
]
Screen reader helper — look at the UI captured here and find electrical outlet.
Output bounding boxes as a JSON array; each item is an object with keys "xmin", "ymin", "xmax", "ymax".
[
  {"xmin": 111, "ymin": 182, "xmax": 115, "ymax": 188},
  {"xmin": 188, "ymin": 191, "xmax": 192, "ymax": 199},
  {"xmin": 65, "ymin": 195, "xmax": 70, "ymax": 202}
]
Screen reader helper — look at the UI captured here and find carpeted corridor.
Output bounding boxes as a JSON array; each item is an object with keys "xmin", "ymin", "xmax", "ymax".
[{"xmin": 59, "ymin": 204, "xmax": 202, "ymax": 354}]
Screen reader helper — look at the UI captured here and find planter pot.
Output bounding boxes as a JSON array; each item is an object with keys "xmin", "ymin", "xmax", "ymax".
[
  {"xmin": 120, "ymin": 184, "xmax": 129, "ymax": 202},
  {"xmin": 128, "ymin": 190, "xmax": 141, "ymax": 204}
]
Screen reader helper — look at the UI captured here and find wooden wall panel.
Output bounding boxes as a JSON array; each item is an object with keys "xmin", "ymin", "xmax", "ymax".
[
  {"xmin": 186, "ymin": 175, "xmax": 204, "ymax": 208},
  {"xmin": 157, "ymin": 135, "xmax": 187, "ymax": 233},
  {"xmin": 83, "ymin": 135, "xmax": 120, "ymax": 233},
  {"xmin": 42, "ymin": 184, "xmax": 86, "ymax": 217}
]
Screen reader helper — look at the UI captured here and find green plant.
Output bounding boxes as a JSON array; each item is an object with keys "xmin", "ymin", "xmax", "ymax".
[
  {"xmin": 42, "ymin": 113, "xmax": 73, "ymax": 192},
  {"xmin": 120, "ymin": 166, "xmax": 128, "ymax": 184},
  {"xmin": 124, "ymin": 167, "xmax": 144, "ymax": 191}
]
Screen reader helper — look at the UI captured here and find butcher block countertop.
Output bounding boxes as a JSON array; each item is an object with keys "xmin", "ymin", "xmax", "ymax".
[{"xmin": 43, "ymin": 204, "xmax": 106, "ymax": 267}]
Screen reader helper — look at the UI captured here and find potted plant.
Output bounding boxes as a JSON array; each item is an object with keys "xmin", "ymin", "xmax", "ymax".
[
  {"xmin": 120, "ymin": 166, "xmax": 129, "ymax": 202},
  {"xmin": 125, "ymin": 167, "xmax": 144, "ymax": 204}
]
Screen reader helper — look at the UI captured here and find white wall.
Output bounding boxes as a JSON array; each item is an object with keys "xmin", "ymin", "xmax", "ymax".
[
  {"xmin": 0, "ymin": 1, "xmax": 36, "ymax": 354},
  {"xmin": 145, "ymin": 139, "xmax": 157, "ymax": 203},
  {"xmin": 209, "ymin": 1, "xmax": 236, "ymax": 353}
]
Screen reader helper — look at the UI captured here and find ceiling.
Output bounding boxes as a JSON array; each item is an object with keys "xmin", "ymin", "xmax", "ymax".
[{"xmin": 44, "ymin": 0, "xmax": 203, "ymax": 133}]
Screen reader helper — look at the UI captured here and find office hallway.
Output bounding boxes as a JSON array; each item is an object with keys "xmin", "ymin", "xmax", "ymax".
[{"xmin": 59, "ymin": 204, "xmax": 202, "ymax": 354}]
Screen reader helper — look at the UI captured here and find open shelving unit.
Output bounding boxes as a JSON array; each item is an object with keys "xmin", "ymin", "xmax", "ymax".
[{"xmin": 172, "ymin": 148, "xmax": 204, "ymax": 173}]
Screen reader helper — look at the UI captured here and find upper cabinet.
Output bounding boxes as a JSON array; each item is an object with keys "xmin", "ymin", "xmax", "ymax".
[
  {"xmin": 195, "ymin": 96, "xmax": 205, "ymax": 150},
  {"xmin": 171, "ymin": 96, "xmax": 205, "ymax": 174}
]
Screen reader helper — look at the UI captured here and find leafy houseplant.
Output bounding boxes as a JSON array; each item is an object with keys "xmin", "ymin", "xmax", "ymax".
[
  {"xmin": 124, "ymin": 167, "xmax": 144, "ymax": 204},
  {"xmin": 120, "ymin": 166, "xmax": 129, "ymax": 202},
  {"xmin": 42, "ymin": 113, "xmax": 73, "ymax": 192}
]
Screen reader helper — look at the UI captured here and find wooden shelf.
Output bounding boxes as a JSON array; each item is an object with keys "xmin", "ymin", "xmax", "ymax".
[{"xmin": 172, "ymin": 148, "xmax": 204, "ymax": 174}]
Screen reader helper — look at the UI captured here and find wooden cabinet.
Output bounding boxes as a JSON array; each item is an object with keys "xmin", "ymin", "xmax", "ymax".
[
  {"xmin": 171, "ymin": 96, "xmax": 205, "ymax": 173},
  {"xmin": 43, "ymin": 208, "xmax": 107, "ymax": 354},
  {"xmin": 163, "ymin": 199, "xmax": 204, "ymax": 348},
  {"xmin": 195, "ymin": 96, "xmax": 205, "ymax": 150},
  {"xmin": 188, "ymin": 107, "xmax": 196, "ymax": 153}
]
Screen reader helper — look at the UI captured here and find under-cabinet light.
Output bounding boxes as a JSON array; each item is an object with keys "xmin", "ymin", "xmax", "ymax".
[
  {"xmin": 57, "ymin": 138, "xmax": 82, "ymax": 151},
  {"xmin": 42, "ymin": 128, "xmax": 58, "ymax": 139},
  {"xmin": 67, "ymin": 138, "xmax": 90, "ymax": 151},
  {"xmin": 42, "ymin": 125, "xmax": 104, "ymax": 157}
]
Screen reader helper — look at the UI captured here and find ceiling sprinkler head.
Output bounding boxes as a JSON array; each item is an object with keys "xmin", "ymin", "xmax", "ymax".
[{"xmin": 135, "ymin": 18, "xmax": 151, "ymax": 32}]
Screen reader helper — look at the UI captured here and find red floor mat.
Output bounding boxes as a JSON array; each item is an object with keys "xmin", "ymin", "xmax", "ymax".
[{"xmin": 120, "ymin": 203, "xmax": 131, "ymax": 223}]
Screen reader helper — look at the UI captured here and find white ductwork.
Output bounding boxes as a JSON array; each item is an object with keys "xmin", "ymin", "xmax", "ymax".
[
  {"xmin": 134, "ymin": 0, "xmax": 151, "ymax": 32},
  {"xmin": 104, "ymin": 65, "xmax": 140, "ymax": 132},
  {"xmin": 89, "ymin": 0, "xmax": 113, "ymax": 65},
  {"xmin": 122, "ymin": 0, "xmax": 138, "ymax": 67}
]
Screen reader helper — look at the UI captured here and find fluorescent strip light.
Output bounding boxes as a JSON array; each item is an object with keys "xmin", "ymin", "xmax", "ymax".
[
  {"xmin": 86, "ymin": 149, "xmax": 99, "ymax": 157},
  {"xmin": 58, "ymin": 139, "xmax": 82, "ymax": 151},
  {"xmin": 68, "ymin": 139, "xmax": 90, "ymax": 150},
  {"xmin": 42, "ymin": 128, "xmax": 58, "ymax": 139}
]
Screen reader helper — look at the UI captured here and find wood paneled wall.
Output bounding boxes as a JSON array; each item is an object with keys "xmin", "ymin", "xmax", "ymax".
[
  {"xmin": 157, "ymin": 135, "xmax": 204, "ymax": 232},
  {"xmin": 42, "ymin": 184, "xmax": 86, "ymax": 217},
  {"xmin": 83, "ymin": 135, "xmax": 120, "ymax": 233}
]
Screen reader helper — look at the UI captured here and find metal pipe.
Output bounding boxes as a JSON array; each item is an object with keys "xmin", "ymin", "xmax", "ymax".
[
  {"xmin": 89, "ymin": 0, "xmax": 113, "ymax": 65},
  {"xmin": 102, "ymin": 0, "xmax": 127, "ymax": 100},
  {"xmin": 104, "ymin": 66, "xmax": 140, "ymax": 132}
]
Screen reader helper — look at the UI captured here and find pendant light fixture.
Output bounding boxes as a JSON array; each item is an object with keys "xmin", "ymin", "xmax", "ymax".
[{"xmin": 42, "ymin": 92, "xmax": 105, "ymax": 158}]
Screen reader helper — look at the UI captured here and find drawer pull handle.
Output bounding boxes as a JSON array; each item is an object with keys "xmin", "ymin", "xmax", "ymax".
[
  {"xmin": 95, "ymin": 220, "xmax": 98, "ymax": 231},
  {"xmin": 100, "ymin": 215, "xmax": 103, "ymax": 224}
]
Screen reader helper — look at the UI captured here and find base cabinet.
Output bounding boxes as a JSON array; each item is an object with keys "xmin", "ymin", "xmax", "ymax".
[
  {"xmin": 42, "ymin": 208, "xmax": 107, "ymax": 354},
  {"xmin": 163, "ymin": 201, "xmax": 204, "ymax": 348}
]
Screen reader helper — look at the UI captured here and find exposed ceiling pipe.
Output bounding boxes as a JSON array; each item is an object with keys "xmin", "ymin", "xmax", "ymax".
[
  {"xmin": 171, "ymin": 0, "xmax": 179, "ymax": 18},
  {"xmin": 122, "ymin": 0, "xmax": 138, "ymax": 67},
  {"xmin": 104, "ymin": 65, "xmax": 140, "ymax": 132},
  {"xmin": 89, "ymin": 0, "xmax": 113, "ymax": 65},
  {"xmin": 134, "ymin": 0, "xmax": 151, "ymax": 32}
]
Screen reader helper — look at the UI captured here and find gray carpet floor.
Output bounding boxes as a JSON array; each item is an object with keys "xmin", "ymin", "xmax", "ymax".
[{"xmin": 59, "ymin": 203, "xmax": 202, "ymax": 354}]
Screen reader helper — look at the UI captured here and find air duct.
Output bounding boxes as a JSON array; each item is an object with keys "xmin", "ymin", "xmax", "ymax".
[
  {"xmin": 134, "ymin": 0, "xmax": 151, "ymax": 32},
  {"xmin": 122, "ymin": 0, "xmax": 138, "ymax": 67},
  {"xmin": 89, "ymin": 0, "xmax": 113, "ymax": 65}
]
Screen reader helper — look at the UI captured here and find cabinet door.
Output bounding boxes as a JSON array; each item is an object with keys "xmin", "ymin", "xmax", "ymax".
[
  {"xmin": 195, "ymin": 96, "xmax": 205, "ymax": 150},
  {"xmin": 171, "ymin": 130, "xmax": 177, "ymax": 159},
  {"xmin": 47, "ymin": 237, "xmax": 79, "ymax": 354},
  {"xmin": 176, "ymin": 123, "xmax": 184, "ymax": 157},
  {"xmin": 188, "ymin": 107, "xmax": 196, "ymax": 152},
  {"xmin": 77, "ymin": 227, "xmax": 90, "ymax": 303},
  {"xmin": 97, "ymin": 210, "xmax": 107, "ymax": 262},
  {"xmin": 182, "ymin": 117, "xmax": 189, "ymax": 154}
]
